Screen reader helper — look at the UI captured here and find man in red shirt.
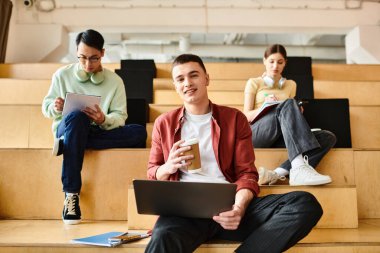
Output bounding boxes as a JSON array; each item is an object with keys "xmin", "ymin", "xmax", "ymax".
[{"xmin": 146, "ymin": 54, "xmax": 322, "ymax": 253}]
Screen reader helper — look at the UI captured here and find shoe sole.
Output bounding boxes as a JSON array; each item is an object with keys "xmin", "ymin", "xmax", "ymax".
[
  {"xmin": 63, "ymin": 219, "xmax": 81, "ymax": 225},
  {"xmin": 289, "ymin": 178, "xmax": 332, "ymax": 186},
  {"xmin": 52, "ymin": 138, "xmax": 60, "ymax": 156}
]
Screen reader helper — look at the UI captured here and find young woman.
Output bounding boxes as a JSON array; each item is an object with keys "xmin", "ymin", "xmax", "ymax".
[{"xmin": 243, "ymin": 44, "xmax": 336, "ymax": 186}]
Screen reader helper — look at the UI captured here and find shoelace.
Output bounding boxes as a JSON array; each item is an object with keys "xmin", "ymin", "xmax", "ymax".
[
  {"xmin": 302, "ymin": 155, "xmax": 321, "ymax": 176},
  {"xmin": 64, "ymin": 195, "xmax": 77, "ymax": 215},
  {"xmin": 268, "ymin": 171, "xmax": 286, "ymax": 185},
  {"xmin": 303, "ymin": 155, "xmax": 310, "ymax": 165}
]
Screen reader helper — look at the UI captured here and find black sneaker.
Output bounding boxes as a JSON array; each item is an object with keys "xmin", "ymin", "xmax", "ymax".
[
  {"xmin": 52, "ymin": 138, "xmax": 64, "ymax": 156},
  {"xmin": 62, "ymin": 193, "xmax": 81, "ymax": 225}
]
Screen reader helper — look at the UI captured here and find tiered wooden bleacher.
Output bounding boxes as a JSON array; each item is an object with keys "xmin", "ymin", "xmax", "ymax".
[{"xmin": 1, "ymin": 63, "xmax": 380, "ymax": 252}]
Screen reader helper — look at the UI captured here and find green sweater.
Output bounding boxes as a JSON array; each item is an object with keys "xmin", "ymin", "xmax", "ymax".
[{"xmin": 42, "ymin": 63, "xmax": 128, "ymax": 135}]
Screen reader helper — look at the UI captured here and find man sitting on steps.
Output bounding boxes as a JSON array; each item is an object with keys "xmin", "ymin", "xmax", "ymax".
[
  {"xmin": 42, "ymin": 29, "xmax": 147, "ymax": 225},
  {"xmin": 146, "ymin": 53, "xmax": 323, "ymax": 253}
]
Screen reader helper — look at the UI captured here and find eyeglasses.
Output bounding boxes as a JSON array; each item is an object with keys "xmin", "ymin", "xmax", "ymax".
[{"xmin": 77, "ymin": 56, "xmax": 101, "ymax": 63}]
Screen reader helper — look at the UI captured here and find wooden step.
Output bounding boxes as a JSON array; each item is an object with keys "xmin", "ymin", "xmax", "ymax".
[
  {"xmin": 148, "ymin": 104, "xmax": 244, "ymax": 122},
  {"xmin": 127, "ymin": 185, "xmax": 358, "ymax": 230},
  {"xmin": 149, "ymin": 104, "xmax": 380, "ymax": 149},
  {"xmin": 154, "ymin": 90, "xmax": 243, "ymax": 105},
  {"xmin": 2, "ymin": 78, "xmax": 379, "ymax": 107},
  {"xmin": 1, "ymin": 104, "xmax": 379, "ymax": 150},
  {"xmin": 153, "ymin": 78, "xmax": 380, "ymax": 106},
  {"xmin": 350, "ymin": 106, "xmax": 380, "ymax": 149},
  {"xmin": 0, "ymin": 148, "xmax": 357, "ymax": 220},
  {"xmin": 155, "ymin": 63, "xmax": 380, "ymax": 81},
  {"xmin": 0, "ymin": 149, "xmax": 377, "ymax": 220},
  {"xmin": 354, "ymin": 151, "xmax": 380, "ymax": 219},
  {"xmin": 314, "ymin": 80, "xmax": 380, "ymax": 106},
  {"xmin": 0, "ymin": 219, "xmax": 379, "ymax": 253},
  {"xmin": 153, "ymin": 78, "xmax": 246, "ymax": 91},
  {"xmin": 147, "ymin": 104, "xmax": 380, "ymax": 149},
  {"xmin": 0, "ymin": 149, "xmax": 149, "ymax": 220},
  {"xmin": 0, "ymin": 63, "xmax": 120, "ymax": 79},
  {"xmin": 2, "ymin": 63, "xmax": 380, "ymax": 81},
  {"xmin": 0, "ymin": 79, "xmax": 50, "ymax": 105}
]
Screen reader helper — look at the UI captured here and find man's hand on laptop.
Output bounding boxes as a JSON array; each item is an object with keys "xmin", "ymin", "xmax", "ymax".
[
  {"xmin": 212, "ymin": 205, "xmax": 244, "ymax": 230},
  {"xmin": 156, "ymin": 140, "xmax": 194, "ymax": 180}
]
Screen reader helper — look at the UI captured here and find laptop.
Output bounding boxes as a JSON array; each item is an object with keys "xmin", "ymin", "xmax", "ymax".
[{"xmin": 133, "ymin": 179, "xmax": 237, "ymax": 219}]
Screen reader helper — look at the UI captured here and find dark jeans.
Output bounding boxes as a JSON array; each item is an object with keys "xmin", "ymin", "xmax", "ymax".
[
  {"xmin": 56, "ymin": 111, "xmax": 147, "ymax": 193},
  {"xmin": 251, "ymin": 99, "xmax": 336, "ymax": 170},
  {"xmin": 145, "ymin": 191, "xmax": 322, "ymax": 253}
]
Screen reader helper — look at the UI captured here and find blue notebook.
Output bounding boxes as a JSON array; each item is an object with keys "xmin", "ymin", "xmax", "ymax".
[{"xmin": 71, "ymin": 231, "xmax": 125, "ymax": 247}]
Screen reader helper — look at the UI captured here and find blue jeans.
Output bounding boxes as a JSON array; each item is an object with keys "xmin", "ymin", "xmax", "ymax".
[
  {"xmin": 145, "ymin": 191, "xmax": 322, "ymax": 253},
  {"xmin": 56, "ymin": 111, "xmax": 147, "ymax": 193},
  {"xmin": 251, "ymin": 99, "xmax": 336, "ymax": 170}
]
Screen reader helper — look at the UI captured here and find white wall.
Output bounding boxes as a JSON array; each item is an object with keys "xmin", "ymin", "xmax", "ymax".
[{"xmin": 5, "ymin": 0, "xmax": 380, "ymax": 63}]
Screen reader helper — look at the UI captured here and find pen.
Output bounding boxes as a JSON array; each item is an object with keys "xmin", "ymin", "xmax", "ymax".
[{"xmin": 108, "ymin": 232, "xmax": 151, "ymax": 244}]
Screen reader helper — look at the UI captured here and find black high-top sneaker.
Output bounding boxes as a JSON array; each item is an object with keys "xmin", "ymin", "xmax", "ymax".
[{"xmin": 62, "ymin": 193, "xmax": 81, "ymax": 225}]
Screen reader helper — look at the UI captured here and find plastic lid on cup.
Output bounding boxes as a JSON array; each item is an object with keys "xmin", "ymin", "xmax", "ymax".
[{"xmin": 180, "ymin": 138, "xmax": 199, "ymax": 146}]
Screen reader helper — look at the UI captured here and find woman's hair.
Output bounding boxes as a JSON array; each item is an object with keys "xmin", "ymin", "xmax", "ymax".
[
  {"xmin": 75, "ymin": 29, "xmax": 104, "ymax": 51},
  {"xmin": 264, "ymin": 44, "xmax": 287, "ymax": 60},
  {"xmin": 172, "ymin": 54, "xmax": 207, "ymax": 73}
]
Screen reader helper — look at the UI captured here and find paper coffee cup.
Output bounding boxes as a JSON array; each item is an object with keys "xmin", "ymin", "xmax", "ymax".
[{"xmin": 180, "ymin": 138, "xmax": 202, "ymax": 173}]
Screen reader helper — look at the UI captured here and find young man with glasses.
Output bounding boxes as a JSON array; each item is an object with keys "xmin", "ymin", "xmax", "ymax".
[{"xmin": 42, "ymin": 29, "xmax": 147, "ymax": 225}]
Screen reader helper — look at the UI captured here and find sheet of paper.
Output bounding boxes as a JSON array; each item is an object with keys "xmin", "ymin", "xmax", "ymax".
[{"xmin": 62, "ymin": 92, "xmax": 101, "ymax": 116}]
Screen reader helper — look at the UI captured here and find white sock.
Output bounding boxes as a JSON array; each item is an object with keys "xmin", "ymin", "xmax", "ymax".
[
  {"xmin": 291, "ymin": 154, "xmax": 305, "ymax": 169},
  {"xmin": 274, "ymin": 167, "xmax": 289, "ymax": 177}
]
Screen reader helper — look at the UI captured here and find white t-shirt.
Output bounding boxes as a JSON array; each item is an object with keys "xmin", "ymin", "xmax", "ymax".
[{"xmin": 180, "ymin": 110, "xmax": 228, "ymax": 183}]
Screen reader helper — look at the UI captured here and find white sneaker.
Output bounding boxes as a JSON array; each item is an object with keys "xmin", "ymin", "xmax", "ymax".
[
  {"xmin": 258, "ymin": 167, "xmax": 286, "ymax": 185},
  {"xmin": 289, "ymin": 156, "xmax": 332, "ymax": 186}
]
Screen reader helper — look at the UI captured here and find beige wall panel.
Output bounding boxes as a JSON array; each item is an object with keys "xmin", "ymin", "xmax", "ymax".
[
  {"xmin": 128, "ymin": 186, "xmax": 358, "ymax": 230},
  {"xmin": 0, "ymin": 79, "xmax": 50, "ymax": 105},
  {"xmin": 354, "ymin": 151, "xmax": 380, "ymax": 219},
  {"xmin": 0, "ymin": 106, "xmax": 30, "ymax": 148},
  {"xmin": 350, "ymin": 107, "xmax": 380, "ymax": 149},
  {"xmin": 29, "ymin": 106, "xmax": 54, "ymax": 148},
  {"xmin": 314, "ymin": 81, "xmax": 380, "ymax": 106}
]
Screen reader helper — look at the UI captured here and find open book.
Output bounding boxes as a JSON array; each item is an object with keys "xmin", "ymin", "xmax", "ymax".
[
  {"xmin": 62, "ymin": 92, "xmax": 101, "ymax": 116},
  {"xmin": 71, "ymin": 231, "xmax": 151, "ymax": 247},
  {"xmin": 250, "ymin": 101, "xmax": 281, "ymax": 125}
]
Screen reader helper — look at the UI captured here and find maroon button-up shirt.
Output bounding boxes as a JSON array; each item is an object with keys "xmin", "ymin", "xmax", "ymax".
[{"xmin": 147, "ymin": 101, "xmax": 259, "ymax": 196}]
